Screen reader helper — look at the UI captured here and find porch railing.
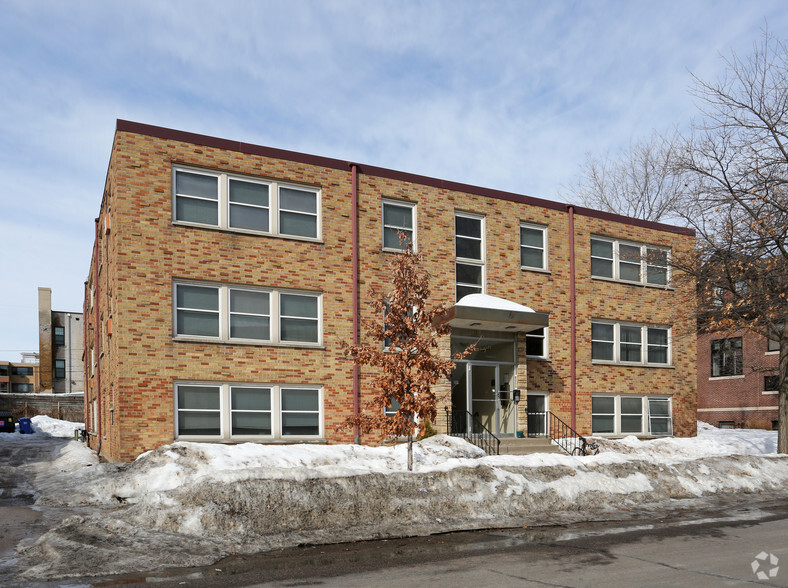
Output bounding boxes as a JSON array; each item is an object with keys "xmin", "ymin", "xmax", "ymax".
[
  {"xmin": 546, "ymin": 411, "xmax": 593, "ymax": 456},
  {"xmin": 444, "ymin": 407, "xmax": 500, "ymax": 456}
]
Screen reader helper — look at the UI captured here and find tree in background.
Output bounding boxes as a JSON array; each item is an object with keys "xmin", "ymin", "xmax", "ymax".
[
  {"xmin": 561, "ymin": 129, "xmax": 683, "ymax": 223},
  {"xmin": 675, "ymin": 31, "xmax": 788, "ymax": 453},
  {"xmin": 341, "ymin": 242, "xmax": 472, "ymax": 471}
]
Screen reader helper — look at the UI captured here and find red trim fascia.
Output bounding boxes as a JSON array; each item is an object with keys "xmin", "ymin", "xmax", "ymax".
[
  {"xmin": 351, "ymin": 164, "xmax": 360, "ymax": 445},
  {"xmin": 115, "ymin": 120, "xmax": 694, "ymax": 237},
  {"xmin": 568, "ymin": 205, "xmax": 577, "ymax": 430}
]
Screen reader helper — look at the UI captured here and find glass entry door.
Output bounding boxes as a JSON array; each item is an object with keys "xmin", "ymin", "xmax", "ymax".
[{"xmin": 460, "ymin": 362, "xmax": 517, "ymax": 436}]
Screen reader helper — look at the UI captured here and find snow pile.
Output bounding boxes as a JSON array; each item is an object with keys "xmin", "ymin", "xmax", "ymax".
[
  {"xmin": 30, "ymin": 415, "xmax": 84, "ymax": 437},
  {"xmin": 7, "ymin": 419, "xmax": 788, "ymax": 581}
]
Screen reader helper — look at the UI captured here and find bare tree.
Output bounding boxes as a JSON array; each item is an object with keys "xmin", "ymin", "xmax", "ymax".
[
  {"xmin": 675, "ymin": 30, "xmax": 788, "ymax": 453},
  {"xmin": 341, "ymin": 242, "xmax": 473, "ymax": 470},
  {"xmin": 562, "ymin": 129, "xmax": 684, "ymax": 223}
]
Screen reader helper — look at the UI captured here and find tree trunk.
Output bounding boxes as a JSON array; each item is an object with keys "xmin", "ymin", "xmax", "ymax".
[
  {"xmin": 407, "ymin": 433, "xmax": 413, "ymax": 471},
  {"xmin": 779, "ymin": 341, "xmax": 788, "ymax": 454}
]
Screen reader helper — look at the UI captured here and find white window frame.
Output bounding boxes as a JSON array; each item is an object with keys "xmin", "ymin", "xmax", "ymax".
[
  {"xmin": 382, "ymin": 200, "xmax": 417, "ymax": 252},
  {"xmin": 591, "ymin": 394, "xmax": 673, "ymax": 436},
  {"xmin": 590, "ymin": 236, "xmax": 671, "ymax": 287},
  {"xmin": 525, "ymin": 327, "xmax": 549, "ymax": 359},
  {"xmin": 173, "ymin": 282, "xmax": 322, "ymax": 346},
  {"xmin": 174, "ymin": 382, "xmax": 323, "ymax": 441},
  {"xmin": 455, "ymin": 212, "xmax": 485, "ymax": 300},
  {"xmin": 591, "ymin": 320, "xmax": 672, "ymax": 366},
  {"xmin": 519, "ymin": 223, "xmax": 548, "ymax": 271},
  {"xmin": 172, "ymin": 166, "xmax": 322, "ymax": 241}
]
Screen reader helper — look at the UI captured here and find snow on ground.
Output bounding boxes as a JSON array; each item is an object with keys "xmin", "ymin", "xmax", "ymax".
[{"xmin": 3, "ymin": 419, "xmax": 788, "ymax": 582}]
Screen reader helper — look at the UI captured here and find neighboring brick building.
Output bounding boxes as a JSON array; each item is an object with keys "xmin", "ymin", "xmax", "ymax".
[
  {"xmin": 37, "ymin": 287, "xmax": 85, "ymax": 395},
  {"xmin": 697, "ymin": 330, "xmax": 779, "ymax": 429},
  {"xmin": 84, "ymin": 120, "xmax": 698, "ymax": 461},
  {"xmin": 0, "ymin": 354, "xmax": 40, "ymax": 394}
]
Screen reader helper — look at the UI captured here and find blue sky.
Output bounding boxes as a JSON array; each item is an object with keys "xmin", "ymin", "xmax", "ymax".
[{"xmin": 1, "ymin": 0, "xmax": 787, "ymax": 361}]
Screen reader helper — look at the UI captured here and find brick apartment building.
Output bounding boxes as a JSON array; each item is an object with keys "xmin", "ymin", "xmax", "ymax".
[
  {"xmin": 0, "ymin": 354, "xmax": 39, "ymax": 394},
  {"xmin": 84, "ymin": 120, "xmax": 697, "ymax": 462},
  {"xmin": 697, "ymin": 330, "xmax": 780, "ymax": 429}
]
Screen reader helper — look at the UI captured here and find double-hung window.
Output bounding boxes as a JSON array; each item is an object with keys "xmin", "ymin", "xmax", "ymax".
[
  {"xmin": 455, "ymin": 212, "xmax": 485, "ymax": 300},
  {"xmin": 176, "ymin": 383, "xmax": 322, "ymax": 440},
  {"xmin": 54, "ymin": 359, "xmax": 66, "ymax": 379},
  {"xmin": 382, "ymin": 201, "xmax": 416, "ymax": 251},
  {"xmin": 174, "ymin": 283, "xmax": 321, "ymax": 345},
  {"xmin": 54, "ymin": 326, "xmax": 65, "ymax": 346},
  {"xmin": 592, "ymin": 395, "xmax": 672, "ymax": 435},
  {"xmin": 710, "ymin": 337, "xmax": 742, "ymax": 377},
  {"xmin": 174, "ymin": 168, "xmax": 320, "ymax": 240},
  {"xmin": 520, "ymin": 223, "xmax": 547, "ymax": 270},
  {"xmin": 591, "ymin": 321, "xmax": 671, "ymax": 366},
  {"xmin": 590, "ymin": 237, "xmax": 670, "ymax": 287},
  {"xmin": 525, "ymin": 327, "xmax": 548, "ymax": 358}
]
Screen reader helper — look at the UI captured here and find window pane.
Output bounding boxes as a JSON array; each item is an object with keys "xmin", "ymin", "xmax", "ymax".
[
  {"xmin": 178, "ymin": 412, "xmax": 220, "ymax": 436},
  {"xmin": 620, "ymin": 262, "xmax": 641, "ymax": 282},
  {"xmin": 648, "ymin": 346, "xmax": 668, "ymax": 364},
  {"xmin": 520, "ymin": 227, "xmax": 543, "ymax": 248},
  {"xmin": 456, "ymin": 236, "xmax": 481, "ymax": 259},
  {"xmin": 230, "ymin": 315, "xmax": 270, "ymax": 339},
  {"xmin": 620, "ymin": 343, "xmax": 641, "ymax": 362},
  {"xmin": 281, "ymin": 318, "xmax": 318, "ymax": 342},
  {"xmin": 456, "ymin": 284, "xmax": 482, "ymax": 299},
  {"xmin": 232, "ymin": 387, "xmax": 271, "ymax": 410},
  {"xmin": 176, "ymin": 197, "xmax": 218, "ymax": 225},
  {"xmin": 648, "ymin": 399, "xmax": 670, "ymax": 416},
  {"xmin": 619, "ymin": 244, "xmax": 641, "ymax": 262},
  {"xmin": 647, "ymin": 265, "xmax": 667, "ymax": 285},
  {"xmin": 231, "ymin": 290, "xmax": 269, "ymax": 315},
  {"xmin": 591, "ymin": 239, "xmax": 613, "ymax": 258},
  {"xmin": 383, "ymin": 203, "xmax": 413, "ymax": 228},
  {"xmin": 279, "ymin": 187, "xmax": 317, "ymax": 213},
  {"xmin": 177, "ymin": 310, "xmax": 219, "ymax": 337},
  {"xmin": 620, "ymin": 326, "xmax": 641, "ymax": 343},
  {"xmin": 592, "ymin": 322, "xmax": 614, "ymax": 341},
  {"xmin": 230, "ymin": 204, "xmax": 269, "ymax": 231},
  {"xmin": 281, "ymin": 294, "xmax": 318, "ymax": 318},
  {"xmin": 176, "ymin": 171, "xmax": 218, "ymax": 199},
  {"xmin": 229, "ymin": 179, "xmax": 268, "ymax": 206},
  {"xmin": 591, "ymin": 258, "xmax": 613, "ymax": 278},
  {"xmin": 455, "ymin": 216, "xmax": 481, "ymax": 238},
  {"xmin": 456, "ymin": 262, "xmax": 482, "ymax": 285},
  {"xmin": 765, "ymin": 375, "xmax": 779, "ymax": 391},
  {"xmin": 282, "ymin": 389, "xmax": 319, "ymax": 411},
  {"xmin": 280, "ymin": 211, "xmax": 317, "ymax": 238},
  {"xmin": 592, "ymin": 415, "xmax": 615, "ymax": 434},
  {"xmin": 281, "ymin": 413, "xmax": 319, "ymax": 436},
  {"xmin": 177, "ymin": 286, "xmax": 219, "ymax": 311},
  {"xmin": 232, "ymin": 412, "xmax": 271, "ymax": 435},
  {"xmin": 621, "ymin": 415, "xmax": 642, "ymax": 433},
  {"xmin": 383, "ymin": 227, "xmax": 412, "ymax": 249},
  {"xmin": 621, "ymin": 397, "xmax": 642, "ymax": 414},
  {"xmin": 592, "ymin": 396, "xmax": 615, "ymax": 413},
  {"xmin": 521, "ymin": 248, "xmax": 544, "ymax": 269},
  {"xmin": 649, "ymin": 417, "xmax": 670, "ymax": 434},
  {"xmin": 647, "ymin": 328, "xmax": 667, "ymax": 346},
  {"xmin": 526, "ymin": 328, "xmax": 544, "ymax": 356},
  {"xmin": 178, "ymin": 386, "xmax": 220, "ymax": 409},
  {"xmin": 592, "ymin": 341, "xmax": 614, "ymax": 361}
]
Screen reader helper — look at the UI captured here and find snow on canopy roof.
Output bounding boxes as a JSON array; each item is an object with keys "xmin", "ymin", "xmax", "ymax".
[{"xmin": 455, "ymin": 294, "xmax": 535, "ymax": 313}]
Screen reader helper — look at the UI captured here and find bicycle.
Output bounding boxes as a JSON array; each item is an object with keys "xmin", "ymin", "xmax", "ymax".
[{"xmin": 570, "ymin": 438, "xmax": 600, "ymax": 456}]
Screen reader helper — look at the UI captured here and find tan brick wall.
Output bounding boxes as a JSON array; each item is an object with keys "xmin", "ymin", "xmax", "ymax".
[{"xmin": 86, "ymin": 126, "xmax": 698, "ymax": 461}]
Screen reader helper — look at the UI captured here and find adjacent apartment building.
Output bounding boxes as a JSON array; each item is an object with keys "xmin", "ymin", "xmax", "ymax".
[
  {"xmin": 697, "ymin": 330, "xmax": 780, "ymax": 429},
  {"xmin": 38, "ymin": 287, "xmax": 85, "ymax": 395},
  {"xmin": 0, "ymin": 354, "xmax": 40, "ymax": 394},
  {"xmin": 84, "ymin": 120, "xmax": 698, "ymax": 461}
]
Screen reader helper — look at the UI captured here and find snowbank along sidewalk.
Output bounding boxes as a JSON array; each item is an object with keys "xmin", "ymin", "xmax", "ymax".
[{"xmin": 3, "ymin": 418, "xmax": 788, "ymax": 581}]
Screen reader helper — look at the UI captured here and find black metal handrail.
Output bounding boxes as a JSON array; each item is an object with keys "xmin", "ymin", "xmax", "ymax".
[
  {"xmin": 444, "ymin": 407, "xmax": 500, "ymax": 455},
  {"xmin": 546, "ymin": 411, "xmax": 595, "ymax": 456}
]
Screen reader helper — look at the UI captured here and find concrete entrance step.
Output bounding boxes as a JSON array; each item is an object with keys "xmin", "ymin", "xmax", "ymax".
[{"xmin": 497, "ymin": 437, "xmax": 563, "ymax": 455}]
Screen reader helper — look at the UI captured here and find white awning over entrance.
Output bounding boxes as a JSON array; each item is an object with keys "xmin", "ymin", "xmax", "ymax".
[{"xmin": 438, "ymin": 293, "xmax": 548, "ymax": 333}]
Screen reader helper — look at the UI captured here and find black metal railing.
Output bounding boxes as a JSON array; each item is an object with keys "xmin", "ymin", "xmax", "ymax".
[
  {"xmin": 444, "ymin": 407, "xmax": 500, "ymax": 455},
  {"xmin": 546, "ymin": 411, "xmax": 596, "ymax": 456}
]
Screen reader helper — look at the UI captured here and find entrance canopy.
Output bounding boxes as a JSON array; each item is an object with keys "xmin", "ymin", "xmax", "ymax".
[{"xmin": 438, "ymin": 294, "xmax": 548, "ymax": 333}]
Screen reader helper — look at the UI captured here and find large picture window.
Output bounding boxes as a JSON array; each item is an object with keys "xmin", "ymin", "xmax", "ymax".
[
  {"xmin": 174, "ymin": 283, "xmax": 321, "ymax": 345},
  {"xmin": 591, "ymin": 321, "xmax": 671, "ymax": 366},
  {"xmin": 176, "ymin": 383, "xmax": 322, "ymax": 440},
  {"xmin": 710, "ymin": 337, "xmax": 743, "ymax": 377},
  {"xmin": 174, "ymin": 167, "xmax": 320, "ymax": 240},
  {"xmin": 590, "ymin": 237, "xmax": 670, "ymax": 287},
  {"xmin": 455, "ymin": 212, "xmax": 485, "ymax": 300},
  {"xmin": 592, "ymin": 395, "xmax": 672, "ymax": 436}
]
